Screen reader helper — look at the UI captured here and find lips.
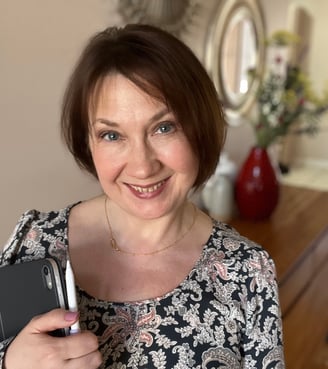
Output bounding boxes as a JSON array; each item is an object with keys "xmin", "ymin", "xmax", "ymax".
[{"xmin": 129, "ymin": 180, "xmax": 166, "ymax": 194}]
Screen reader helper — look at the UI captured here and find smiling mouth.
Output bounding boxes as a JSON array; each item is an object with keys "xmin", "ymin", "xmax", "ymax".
[{"xmin": 129, "ymin": 180, "xmax": 166, "ymax": 194}]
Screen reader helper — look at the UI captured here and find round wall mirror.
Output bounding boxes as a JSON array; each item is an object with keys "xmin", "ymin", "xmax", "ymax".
[{"xmin": 204, "ymin": 0, "xmax": 266, "ymax": 125}]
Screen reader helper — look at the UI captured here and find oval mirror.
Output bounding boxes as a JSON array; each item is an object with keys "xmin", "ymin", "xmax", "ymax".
[{"xmin": 204, "ymin": 0, "xmax": 266, "ymax": 125}]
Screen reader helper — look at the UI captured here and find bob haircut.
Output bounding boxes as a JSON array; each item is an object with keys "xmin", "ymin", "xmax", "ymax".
[{"xmin": 61, "ymin": 24, "xmax": 227, "ymax": 190}]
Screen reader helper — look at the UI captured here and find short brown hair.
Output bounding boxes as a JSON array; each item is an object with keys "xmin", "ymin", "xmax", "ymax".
[{"xmin": 61, "ymin": 24, "xmax": 227, "ymax": 190}]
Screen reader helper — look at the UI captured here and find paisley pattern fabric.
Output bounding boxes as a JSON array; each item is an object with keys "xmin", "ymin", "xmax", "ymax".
[{"xmin": 0, "ymin": 205, "xmax": 285, "ymax": 368}]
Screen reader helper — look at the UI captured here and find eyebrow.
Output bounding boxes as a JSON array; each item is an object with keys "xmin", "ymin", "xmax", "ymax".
[{"xmin": 93, "ymin": 107, "xmax": 171, "ymax": 127}]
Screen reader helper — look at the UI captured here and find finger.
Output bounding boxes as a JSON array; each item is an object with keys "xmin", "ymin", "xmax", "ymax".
[
  {"xmin": 65, "ymin": 349, "xmax": 103, "ymax": 369},
  {"xmin": 60, "ymin": 331, "xmax": 100, "ymax": 359},
  {"xmin": 28, "ymin": 308, "xmax": 79, "ymax": 334}
]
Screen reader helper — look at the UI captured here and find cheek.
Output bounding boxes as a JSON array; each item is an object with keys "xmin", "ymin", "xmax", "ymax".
[
  {"xmin": 160, "ymin": 141, "xmax": 199, "ymax": 176},
  {"xmin": 182, "ymin": 154, "xmax": 199, "ymax": 182},
  {"xmin": 89, "ymin": 146, "xmax": 117, "ymax": 179}
]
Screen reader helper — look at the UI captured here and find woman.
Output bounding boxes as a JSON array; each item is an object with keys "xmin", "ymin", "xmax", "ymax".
[{"xmin": 0, "ymin": 24, "xmax": 285, "ymax": 368}]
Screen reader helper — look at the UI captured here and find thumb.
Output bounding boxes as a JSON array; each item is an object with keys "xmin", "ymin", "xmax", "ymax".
[{"xmin": 27, "ymin": 308, "xmax": 79, "ymax": 334}]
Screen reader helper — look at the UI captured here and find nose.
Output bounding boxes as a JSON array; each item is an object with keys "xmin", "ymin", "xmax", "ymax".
[{"xmin": 126, "ymin": 139, "xmax": 161, "ymax": 179}]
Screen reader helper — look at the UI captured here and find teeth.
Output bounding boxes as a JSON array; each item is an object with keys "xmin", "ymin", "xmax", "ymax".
[{"xmin": 130, "ymin": 181, "xmax": 164, "ymax": 193}]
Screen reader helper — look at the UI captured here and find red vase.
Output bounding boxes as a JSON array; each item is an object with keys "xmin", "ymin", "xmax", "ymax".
[{"xmin": 235, "ymin": 147, "xmax": 280, "ymax": 220}]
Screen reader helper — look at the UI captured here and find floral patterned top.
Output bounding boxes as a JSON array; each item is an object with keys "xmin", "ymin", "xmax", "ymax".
[{"xmin": 0, "ymin": 205, "xmax": 285, "ymax": 368}]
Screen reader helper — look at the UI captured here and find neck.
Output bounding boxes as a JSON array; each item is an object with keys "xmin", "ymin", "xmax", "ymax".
[{"xmin": 104, "ymin": 197, "xmax": 197, "ymax": 256}]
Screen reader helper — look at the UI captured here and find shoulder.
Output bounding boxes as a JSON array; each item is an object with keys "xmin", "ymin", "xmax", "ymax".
[
  {"xmin": 7, "ymin": 204, "xmax": 77, "ymax": 239},
  {"xmin": 209, "ymin": 220, "xmax": 266, "ymax": 253},
  {"xmin": 1, "ymin": 203, "xmax": 79, "ymax": 266},
  {"xmin": 202, "ymin": 220, "xmax": 277, "ymax": 283}
]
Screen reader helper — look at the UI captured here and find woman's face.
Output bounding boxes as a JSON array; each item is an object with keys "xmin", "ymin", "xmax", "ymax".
[{"xmin": 89, "ymin": 74, "xmax": 199, "ymax": 219}]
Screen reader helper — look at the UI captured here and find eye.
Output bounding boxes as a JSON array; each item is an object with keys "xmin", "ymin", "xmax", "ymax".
[
  {"xmin": 155, "ymin": 122, "xmax": 176, "ymax": 135},
  {"xmin": 101, "ymin": 131, "xmax": 121, "ymax": 141}
]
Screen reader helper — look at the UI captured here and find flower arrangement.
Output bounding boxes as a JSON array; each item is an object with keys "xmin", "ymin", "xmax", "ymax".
[{"xmin": 250, "ymin": 30, "xmax": 328, "ymax": 149}]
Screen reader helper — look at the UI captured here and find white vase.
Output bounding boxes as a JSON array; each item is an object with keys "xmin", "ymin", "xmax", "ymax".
[{"xmin": 202, "ymin": 174, "xmax": 234, "ymax": 222}]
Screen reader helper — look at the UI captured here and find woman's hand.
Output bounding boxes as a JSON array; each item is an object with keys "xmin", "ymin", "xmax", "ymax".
[{"xmin": 4, "ymin": 309, "xmax": 102, "ymax": 369}]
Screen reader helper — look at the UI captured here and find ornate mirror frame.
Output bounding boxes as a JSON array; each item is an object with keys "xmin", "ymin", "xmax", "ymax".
[{"xmin": 204, "ymin": 0, "xmax": 266, "ymax": 125}]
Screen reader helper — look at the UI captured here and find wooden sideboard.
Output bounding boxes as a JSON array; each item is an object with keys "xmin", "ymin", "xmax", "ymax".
[{"xmin": 229, "ymin": 185, "xmax": 328, "ymax": 369}]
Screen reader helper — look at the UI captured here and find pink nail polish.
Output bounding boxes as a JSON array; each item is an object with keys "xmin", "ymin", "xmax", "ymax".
[{"xmin": 64, "ymin": 311, "xmax": 79, "ymax": 321}]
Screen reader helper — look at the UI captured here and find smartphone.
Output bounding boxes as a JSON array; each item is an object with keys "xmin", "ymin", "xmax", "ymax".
[{"xmin": 0, "ymin": 258, "xmax": 69, "ymax": 340}]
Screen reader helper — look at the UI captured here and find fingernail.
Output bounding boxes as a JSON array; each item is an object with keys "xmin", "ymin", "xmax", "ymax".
[{"xmin": 65, "ymin": 311, "xmax": 79, "ymax": 321}]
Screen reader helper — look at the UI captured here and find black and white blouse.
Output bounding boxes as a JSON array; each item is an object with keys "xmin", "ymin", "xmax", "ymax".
[{"xmin": 0, "ymin": 205, "xmax": 285, "ymax": 368}]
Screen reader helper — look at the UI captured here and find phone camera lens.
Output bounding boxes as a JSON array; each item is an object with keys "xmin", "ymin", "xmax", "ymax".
[{"xmin": 42, "ymin": 265, "xmax": 53, "ymax": 290}]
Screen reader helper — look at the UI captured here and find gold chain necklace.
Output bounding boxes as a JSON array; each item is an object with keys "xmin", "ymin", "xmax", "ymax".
[{"xmin": 104, "ymin": 196, "xmax": 197, "ymax": 256}]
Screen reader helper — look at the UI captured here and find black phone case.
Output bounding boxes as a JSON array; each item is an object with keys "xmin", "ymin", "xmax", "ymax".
[{"xmin": 0, "ymin": 258, "xmax": 68, "ymax": 340}]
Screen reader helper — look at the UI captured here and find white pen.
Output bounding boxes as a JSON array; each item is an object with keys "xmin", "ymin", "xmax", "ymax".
[{"xmin": 65, "ymin": 258, "xmax": 81, "ymax": 334}]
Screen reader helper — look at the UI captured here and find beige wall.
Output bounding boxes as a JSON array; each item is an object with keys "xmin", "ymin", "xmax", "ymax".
[
  {"xmin": 1, "ymin": 0, "xmax": 327, "ymax": 245},
  {"xmin": 285, "ymin": 0, "xmax": 328, "ymax": 167},
  {"xmin": 0, "ymin": 0, "xmax": 119, "ymax": 245}
]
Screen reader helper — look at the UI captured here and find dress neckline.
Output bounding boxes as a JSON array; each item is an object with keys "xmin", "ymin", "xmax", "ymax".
[{"xmin": 64, "ymin": 202, "xmax": 220, "ymax": 306}]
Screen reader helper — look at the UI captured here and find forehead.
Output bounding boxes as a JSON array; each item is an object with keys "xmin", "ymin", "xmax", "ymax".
[
  {"xmin": 89, "ymin": 74, "xmax": 173, "ymax": 128},
  {"xmin": 89, "ymin": 73, "xmax": 167, "ymax": 116}
]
